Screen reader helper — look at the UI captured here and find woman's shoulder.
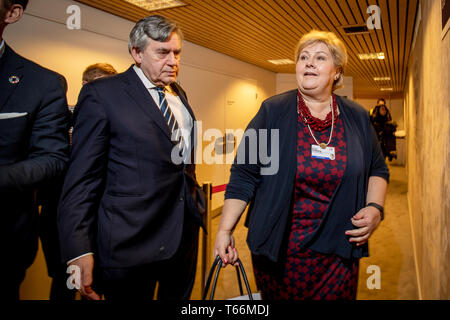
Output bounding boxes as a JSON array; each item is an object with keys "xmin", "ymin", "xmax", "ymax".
[
  {"xmin": 260, "ymin": 89, "xmax": 297, "ymax": 115},
  {"xmin": 263, "ymin": 89, "xmax": 297, "ymax": 105},
  {"xmin": 335, "ymin": 95, "xmax": 369, "ymax": 122}
]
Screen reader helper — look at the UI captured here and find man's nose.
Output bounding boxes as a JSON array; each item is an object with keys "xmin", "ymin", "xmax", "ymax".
[{"xmin": 167, "ymin": 52, "xmax": 178, "ymax": 65}]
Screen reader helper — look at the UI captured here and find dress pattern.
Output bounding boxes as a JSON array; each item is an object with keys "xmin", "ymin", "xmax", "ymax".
[{"xmin": 252, "ymin": 115, "xmax": 359, "ymax": 300}]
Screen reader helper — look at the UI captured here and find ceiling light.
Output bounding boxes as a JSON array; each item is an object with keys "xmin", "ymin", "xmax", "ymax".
[
  {"xmin": 380, "ymin": 87, "xmax": 394, "ymax": 91},
  {"xmin": 358, "ymin": 52, "xmax": 385, "ymax": 60},
  {"xmin": 268, "ymin": 59, "xmax": 295, "ymax": 65},
  {"xmin": 124, "ymin": 0, "xmax": 186, "ymax": 11},
  {"xmin": 374, "ymin": 77, "xmax": 391, "ymax": 81}
]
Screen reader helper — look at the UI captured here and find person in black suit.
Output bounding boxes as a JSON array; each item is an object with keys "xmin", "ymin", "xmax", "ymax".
[
  {"xmin": 58, "ymin": 15, "xmax": 205, "ymax": 301},
  {"xmin": 0, "ymin": 0, "xmax": 70, "ymax": 300}
]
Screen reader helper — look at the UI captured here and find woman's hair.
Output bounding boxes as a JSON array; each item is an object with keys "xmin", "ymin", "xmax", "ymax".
[
  {"xmin": 295, "ymin": 30, "xmax": 348, "ymax": 91},
  {"xmin": 128, "ymin": 15, "xmax": 183, "ymax": 53}
]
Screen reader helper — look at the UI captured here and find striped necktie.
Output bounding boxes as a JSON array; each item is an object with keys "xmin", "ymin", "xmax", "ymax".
[{"xmin": 156, "ymin": 87, "xmax": 186, "ymax": 158}]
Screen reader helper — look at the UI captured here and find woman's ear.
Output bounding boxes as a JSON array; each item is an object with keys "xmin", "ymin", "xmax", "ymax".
[{"xmin": 335, "ymin": 67, "xmax": 343, "ymax": 81}]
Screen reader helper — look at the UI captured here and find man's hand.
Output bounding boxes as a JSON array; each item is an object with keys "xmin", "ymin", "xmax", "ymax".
[{"xmin": 69, "ymin": 254, "xmax": 100, "ymax": 300}]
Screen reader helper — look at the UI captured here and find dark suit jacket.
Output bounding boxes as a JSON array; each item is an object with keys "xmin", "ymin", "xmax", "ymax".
[
  {"xmin": 58, "ymin": 66, "xmax": 204, "ymax": 268},
  {"xmin": 0, "ymin": 44, "xmax": 70, "ymax": 270}
]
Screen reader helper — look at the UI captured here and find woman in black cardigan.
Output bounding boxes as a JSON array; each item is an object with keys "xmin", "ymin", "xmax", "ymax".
[{"xmin": 213, "ymin": 30, "xmax": 389, "ymax": 300}]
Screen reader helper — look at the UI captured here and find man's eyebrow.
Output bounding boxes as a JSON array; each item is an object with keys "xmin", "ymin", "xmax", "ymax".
[{"xmin": 156, "ymin": 48, "xmax": 181, "ymax": 53}]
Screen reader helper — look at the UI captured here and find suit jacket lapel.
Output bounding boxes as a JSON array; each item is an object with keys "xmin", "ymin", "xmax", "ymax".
[
  {"xmin": 0, "ymin": 45, "xmax": 24, "ymax": 112},
  {"xmin": 123, "ymin": 66, "xmax": 172, "ymax": 140}
]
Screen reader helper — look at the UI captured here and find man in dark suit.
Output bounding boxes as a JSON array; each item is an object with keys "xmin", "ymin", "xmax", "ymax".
[
  {"xmin": 58, "ymin": 15, "xmax": 204, "ymax": 300},
  {"xmin": 0, "ymin": 0, "xmax": 70, "ymax": 300},
  {"xmin": 38, "ymin": 64, "xmax": 117, "ymax": 301}
]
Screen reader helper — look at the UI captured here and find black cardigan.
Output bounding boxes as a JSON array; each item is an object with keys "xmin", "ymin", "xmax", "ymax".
[{"xmin": 225, "ymin": 90, "xmax": 389, "ymax": 262}]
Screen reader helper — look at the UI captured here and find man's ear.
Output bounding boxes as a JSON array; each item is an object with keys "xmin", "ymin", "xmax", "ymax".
[
  {"xmin": 130, "ymin": 46, "xmax": 142, "ymax": 65},
  {"xmin": 4, "ymin": 4, "xmax": 24, "ymax": 25}
]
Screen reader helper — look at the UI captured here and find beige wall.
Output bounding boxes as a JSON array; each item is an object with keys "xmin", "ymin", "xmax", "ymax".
[
  {"xmin": 5, "ymin": 0, "xmax": 276, "ymax": 299},
  {"xmin": 404, "ymin": 0, "xmax": 450, "ymax": 299}
]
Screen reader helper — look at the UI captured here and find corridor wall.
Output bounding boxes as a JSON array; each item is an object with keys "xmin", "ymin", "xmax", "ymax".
[{"xmin": 404, "ymin": 0, "xmax": 450, "ymax": 299}]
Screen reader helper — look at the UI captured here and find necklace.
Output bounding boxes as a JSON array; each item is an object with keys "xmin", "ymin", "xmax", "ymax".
[
  {"xmin": 297, "ymin": 94, "xmax": 335, "ymax": 149},
  {"xmin": 297, "ymin": 91, "xmax": 338, "ymax": 131}
]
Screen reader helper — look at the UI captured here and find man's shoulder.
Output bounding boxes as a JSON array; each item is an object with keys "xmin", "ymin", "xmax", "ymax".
[
  {"xmin": 8, "ymin": 48, "xmax": 65, "ymax": 85},
  {"xmin": 87, "ymin": 67, "xmax": 131, "ymax": 90}
]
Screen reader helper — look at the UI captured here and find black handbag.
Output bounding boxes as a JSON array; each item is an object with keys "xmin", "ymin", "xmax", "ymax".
[{"xmin": 202, "ymin": 256, "xmax": 253, "ymax": 300}]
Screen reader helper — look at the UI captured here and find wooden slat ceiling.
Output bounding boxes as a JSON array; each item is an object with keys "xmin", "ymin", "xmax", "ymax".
[{"xmin": 75, "ymin": 0, "xmax": 419, "ymax": 98}]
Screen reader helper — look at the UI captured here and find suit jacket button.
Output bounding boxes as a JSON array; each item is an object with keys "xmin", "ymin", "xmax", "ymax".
[
  {"xmin": 160, "ymin": 246, "xmax": 165, "ymax": 251},
  {"xmin": 180, "ymin": 197, "xmax": 184, "ymax": 201}
]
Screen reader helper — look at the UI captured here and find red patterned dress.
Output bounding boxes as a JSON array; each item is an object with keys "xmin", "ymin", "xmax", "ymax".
[{"xmin": 252, "ymin": 108, "xmax": 359, "ymax": 300}]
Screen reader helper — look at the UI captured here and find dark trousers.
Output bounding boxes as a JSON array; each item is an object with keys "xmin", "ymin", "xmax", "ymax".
[
  {"xmin": 101, "ymin": 216, "xmax": 199, "ymax": 301},
  {"xmin": 48, "ymin": 265, "xmax": 76, "ymax": 301},
  {"xmin": 2, "ymin": 268, "xmax": 26, "ymax": 300}
]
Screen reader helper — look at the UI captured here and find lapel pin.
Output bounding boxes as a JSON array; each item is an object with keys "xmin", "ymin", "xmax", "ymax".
[{"xmin": 9, "ymin": 75, "xmax": 20, "ymax": 84}]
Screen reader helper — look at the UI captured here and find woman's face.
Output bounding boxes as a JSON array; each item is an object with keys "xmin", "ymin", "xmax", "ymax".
[{"xmin": 296, "ymin": 42, "xmax": 340, "ymax": 98}]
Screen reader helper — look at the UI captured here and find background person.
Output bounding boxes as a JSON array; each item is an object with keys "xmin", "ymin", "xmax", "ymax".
[
  {"xmin": 214, "ymin": 30, "xmax": 389, "ymax": 300},
  {"xmin": 82, "ymin": 63, "xmax": 117, "ymax": 85},
  {"xmin": 370, "ymin": 98, "xmax": 397, "ymax": 161}
]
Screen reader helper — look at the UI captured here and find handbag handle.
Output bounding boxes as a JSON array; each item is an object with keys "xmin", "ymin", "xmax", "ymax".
[{"xmin": 202, "ymin": 255, "xmax": 253, "ymax": 300}]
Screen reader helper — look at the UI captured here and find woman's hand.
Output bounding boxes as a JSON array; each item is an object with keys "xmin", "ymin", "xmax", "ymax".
[
  {"xmin": 213, "ymin": 230, "xmax": 239, "ymax": 267},
  {"xmin": 345, "ymin": 206, "xmax": 382, "ymax": 246}
]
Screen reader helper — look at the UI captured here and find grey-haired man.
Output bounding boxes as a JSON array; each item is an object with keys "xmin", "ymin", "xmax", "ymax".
[{"xmin": 58, "ymin": 15, "xmax": 204, "ymax": 300}]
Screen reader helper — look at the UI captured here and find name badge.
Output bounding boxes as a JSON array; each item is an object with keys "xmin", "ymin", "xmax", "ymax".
[{"xmin": 311, "ymin": 145, "xmax": 335, "ymax": 160}]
